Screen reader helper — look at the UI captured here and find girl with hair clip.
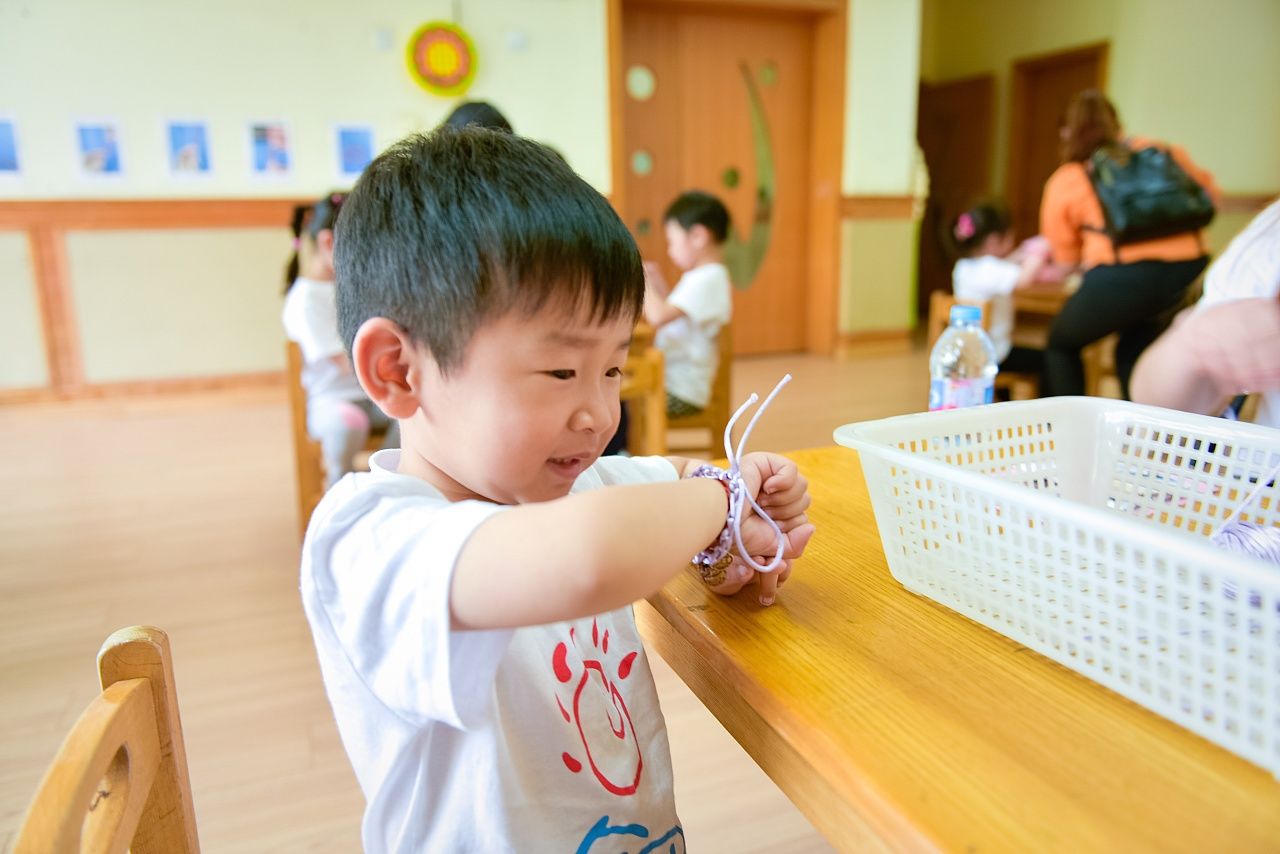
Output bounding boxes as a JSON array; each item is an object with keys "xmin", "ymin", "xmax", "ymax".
[
  {"xmin": 282, "ymin": 192, "xmax": 397, "ymax": 486},
  {"xmin": 950, "ymin": 201, "xmax": 1049, "ymax": 378}
]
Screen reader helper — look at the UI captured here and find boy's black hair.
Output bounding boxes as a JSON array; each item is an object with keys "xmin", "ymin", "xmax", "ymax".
[
  {"xmin": 334, "ymin": 127, "xmax": 643, "ymax": 373},
  {"xmin": 663, "ymin": 191, "xmax": 731, "ymax": 244},
  {"xmin": 443, "ymin": 100, "xmax": 513, "ymax": 133},
  {"xmin": 284, "ymin": 191, "xmax": 347, "ymax": 292},
  {"xmin": 949, "ymin": 201, "xmax": 1011, "ymax": 258}
]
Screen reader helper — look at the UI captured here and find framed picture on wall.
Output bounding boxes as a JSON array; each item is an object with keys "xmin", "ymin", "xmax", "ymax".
[
  {"xmin": 167, "ymin": 120, "xmax": 211, "ymax": 176},
  {"xmin": 336, "ymin": 125, "xmax": 374, "ymax": 178},
  {"xmin": 249, "ymin": 121, "xmax": 292, "ymax": 177},
  {"xmin": 76, "ymin": 120, "xmax": 124, "ymax": 177},
  {"xmin": 0, "ymin": 117, "xmax": 18, "ymax": 176}
]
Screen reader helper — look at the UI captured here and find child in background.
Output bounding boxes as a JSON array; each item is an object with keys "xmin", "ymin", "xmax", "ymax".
[
  {"xmin": 282, "ymin": 193, "xmax": 396, "ymax": 486},
  {"xmin": 643, "ymin": 191, "xmax": 734, "ymax": 417},
  {"xmin": 302, "ymin": 128, "xmax": 815, "ymax": 851},
  {"xmin": 950, "ymin": 202, "xmax": 1049, "ymax": 377}
]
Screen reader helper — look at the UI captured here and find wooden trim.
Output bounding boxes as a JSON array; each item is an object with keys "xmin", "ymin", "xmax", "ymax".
[
  {"xmin": 805, "ymin": 4, "xmax": 846, "ymax": 355},
  {"xmin": 837, "ymin": 328, "xmax": 913, "ymax": 348},
  {"xmin": 840, "ymin": 195, "xmax": 916, "ymax": 219},
  {"xmin": 0, "ymin": 198, "xmax": 305, "ymax": 230},
  {"xmin": 1220, "ymin": 193, "xmax": 1277, "ymax": 214},
  {"xmin": 625, "ymin": 0, "xmax": 841, "ymax": 12},
  {"xmin": 0, "ymin": 370, "xmax": 284, "ymax": 406},
  {"xmin": 28, "ymin": 225, "xmax": 83, "ymax": 391},
  {"xmin": 607, "ymin": 0, "xmax": 626, "ymax": 216}
]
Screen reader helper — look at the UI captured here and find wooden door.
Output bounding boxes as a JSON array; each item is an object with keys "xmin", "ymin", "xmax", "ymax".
[
  {"xmin": 620, "ymin": 3, "xmax": 814, "ymax": 355},
  {"xmin": 915, "ymin": 75, "xmax": 994, "ymax": 319},
  {"xmin": 1007, "ymin": 43, "xmax": 1109, "ymax": 240}
]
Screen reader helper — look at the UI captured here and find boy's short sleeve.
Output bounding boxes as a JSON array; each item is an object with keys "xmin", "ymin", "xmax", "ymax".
[
  {"xmin": 667, "ymin": 264, "xmax": 732, "ymax": 328},
  {"xmin": 305, "ymin": 489, "xmax": 512, "ymax": 730}
]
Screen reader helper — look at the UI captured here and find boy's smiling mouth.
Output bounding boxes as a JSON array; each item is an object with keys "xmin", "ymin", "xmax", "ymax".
[{"xmin": 547, "ymin": 454, "xmax": 594, "ymax": 478}]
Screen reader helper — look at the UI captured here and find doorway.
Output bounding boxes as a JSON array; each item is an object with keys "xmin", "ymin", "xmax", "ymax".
[
  {"xmin": 1007, "ymin": 43, "xmax": 1109, "ymax": 240},
  {"xmin": 915, "ymin": 74, "xmax": 995, "ymax": 320},
  {"xmin": 616, "ymin": 1, "xmax": 838, "ymax": 355}
]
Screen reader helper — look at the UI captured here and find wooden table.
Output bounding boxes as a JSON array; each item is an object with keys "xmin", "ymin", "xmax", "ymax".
[{"xmin": 637, "ymin": 446, "xmax": 1280, "ymax": 852}]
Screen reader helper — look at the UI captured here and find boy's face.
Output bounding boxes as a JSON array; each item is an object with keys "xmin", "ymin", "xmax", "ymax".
[
  {"xmin": 664, "ymin": 221, "xmax": 705, "ymax": 270},
  {"xmin": 409, "ymin": 299, "xmax": 634, "ymax": 505}
]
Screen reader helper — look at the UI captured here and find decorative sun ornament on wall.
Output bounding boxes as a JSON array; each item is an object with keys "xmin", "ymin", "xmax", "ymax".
[{"xmin": 407, "ymin": 22, "xmax": 477, "ymax": 96}]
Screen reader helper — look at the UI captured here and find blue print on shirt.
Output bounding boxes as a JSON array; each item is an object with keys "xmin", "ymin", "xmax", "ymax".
[{"xmin": 575, "ymin": 815, "xmax": 686, "ymax": 854}]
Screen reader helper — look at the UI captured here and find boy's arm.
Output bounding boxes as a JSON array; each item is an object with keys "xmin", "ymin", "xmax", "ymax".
[
  {"xmin": 451, "ymin": 476, "xmax": 729, "ymax": 629},
  {"xmin": 643, "ymin": 286, "xmax": 686, "ymax": 328}
]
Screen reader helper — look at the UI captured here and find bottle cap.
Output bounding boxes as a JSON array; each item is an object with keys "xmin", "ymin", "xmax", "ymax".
[{"xmin": 949, "ymin": 304, "xmax": 982, "ymax": 326}]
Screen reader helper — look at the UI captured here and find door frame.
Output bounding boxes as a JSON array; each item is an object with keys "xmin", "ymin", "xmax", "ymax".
[
  {"xmin": 607, "ymin": 0, "xmax": 847, "ymax": 354},
  {"xmin": 1006, "ymin": 42, "xmax": 1109, "ymax": 236}
]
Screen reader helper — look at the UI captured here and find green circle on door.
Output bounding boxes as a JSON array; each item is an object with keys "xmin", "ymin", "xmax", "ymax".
[
  {"xmin": 626, "ymin": 65, "xmax": 656, "ymax": 101},
  {"xmin": 631, "ymin": 150, "xmax": 653, "ymax": 176}
]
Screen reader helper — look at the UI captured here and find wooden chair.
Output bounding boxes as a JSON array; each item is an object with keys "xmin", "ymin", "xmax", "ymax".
[
  {"xmin": 927, "ymin": 291, "xmax": 1038, "ymax": 400},
  {"xmin": 667, "ymin": 324, "xmax": 733, "ymax": 455},
  {"xmin": 620, "ymin": 342, "xmax": 667, "ymax": 456},
  {"xmin": 15, "ymin": 626, "xmax": 199, "ymax": 854},
  {"xmin": 285, "ymin": 341, "xmax": 386, "ymax": 538}
]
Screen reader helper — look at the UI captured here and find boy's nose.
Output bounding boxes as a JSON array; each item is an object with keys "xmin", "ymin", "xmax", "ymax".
[{"xmin": 570, "ymin": 392, "xmax": 615, "ymax": 434}]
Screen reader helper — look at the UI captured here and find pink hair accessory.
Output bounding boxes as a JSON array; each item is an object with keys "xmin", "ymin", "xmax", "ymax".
[
  {"xmin": 954, "ymin": 213, "xmax": 976, "ymax": 241},
  {"xmin": 291, "ymin": 238, "xmax": 300, "ymax": 249}
]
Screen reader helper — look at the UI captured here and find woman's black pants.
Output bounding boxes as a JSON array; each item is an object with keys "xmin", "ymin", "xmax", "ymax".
[{"xmin": 1043, "ymin": 256, "xmax": 1208, "ymax": 399}]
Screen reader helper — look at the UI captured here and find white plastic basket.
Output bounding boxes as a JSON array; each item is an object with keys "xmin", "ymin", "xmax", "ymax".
[{"xmin": 834, "ymin": 397, "xmax": 1280, "ymax": 777}]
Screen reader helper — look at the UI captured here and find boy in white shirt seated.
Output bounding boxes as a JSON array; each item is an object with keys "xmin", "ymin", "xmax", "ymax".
[
  {"xmin": 301, "ymin": 127, "xmax": 816, "ymax": 852},
  {"xmin": 642, "ymin": 191, "xmax": 734, "ymax": 417}
]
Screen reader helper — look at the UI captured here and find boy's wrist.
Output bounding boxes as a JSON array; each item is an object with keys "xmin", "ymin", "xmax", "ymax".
[{"xmin": 687, "ymin": 464, "xmax": 740, "ymax": 567}]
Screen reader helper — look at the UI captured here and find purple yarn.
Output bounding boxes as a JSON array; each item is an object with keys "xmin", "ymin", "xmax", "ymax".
[{"xmin": 1209, "ymin": 460, "xmax": 1280, "ymax": 566}]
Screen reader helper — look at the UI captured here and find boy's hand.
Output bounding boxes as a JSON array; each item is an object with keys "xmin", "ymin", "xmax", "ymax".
[
  {"xmin": 643, "ymin": 260, "xmax": 669, "ymax": 296},
  {"xmin": 706, "ymin": 452, "xmax": 815, "ymax": 606}
]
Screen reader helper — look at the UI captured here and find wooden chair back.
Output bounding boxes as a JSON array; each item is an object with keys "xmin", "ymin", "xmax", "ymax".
[
  {"xmin": 15, "ymin": 626, "xmax": 199, "ymax": 854},
  {"xmin": 286, "ymin": 341, "xmax": 326, "ymax": 539},
  {"xmin": 667, "ymin": 324, "xmax": 733, "ymax": 454},
  {"xmin": 926, "ymin": 290, "xmax": 1038, "ymax": 400},
  {"xmin": 620, "ymin": 340, "xmax": 667, "ymax": 456}
]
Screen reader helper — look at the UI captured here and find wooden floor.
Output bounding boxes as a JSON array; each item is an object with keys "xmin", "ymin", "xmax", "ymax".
[{"xmin": 0, "ymin": 346, "xmax": 926, "ymax": 853}]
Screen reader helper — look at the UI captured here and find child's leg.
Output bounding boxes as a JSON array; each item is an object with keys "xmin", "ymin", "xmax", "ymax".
[{"xmin": 307, "ymin": 399, "xmax": 372, "ymax": 486}]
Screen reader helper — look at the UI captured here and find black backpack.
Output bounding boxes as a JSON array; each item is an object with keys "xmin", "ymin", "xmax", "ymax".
[{"xmin": 1085, "ymin": 143, "xmax": 1215, "ymax": 256}]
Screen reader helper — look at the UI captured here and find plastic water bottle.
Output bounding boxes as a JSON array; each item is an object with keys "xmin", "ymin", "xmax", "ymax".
[{"xmin": 928, "ymin": 304, "xmax": 998, "ymax": 411}]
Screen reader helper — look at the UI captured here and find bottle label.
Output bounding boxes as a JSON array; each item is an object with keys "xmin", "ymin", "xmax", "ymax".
[{"xmin": 929, "ymin": 378, "xmax": 994, "ymax": 411}]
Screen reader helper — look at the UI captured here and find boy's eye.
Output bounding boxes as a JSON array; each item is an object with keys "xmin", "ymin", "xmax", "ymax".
[
  {"xmin": 605, "ymin": 366, "xmax": 623, "ymax": 378},
  {"xmin": 546, "ymin": 369, "xmax": 576, "ymax": 380}
]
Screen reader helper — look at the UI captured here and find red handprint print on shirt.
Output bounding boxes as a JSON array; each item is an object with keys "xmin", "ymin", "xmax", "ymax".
[{"xmin": 552, "ymin": 618, "xmax": 643, "ymax": 796}]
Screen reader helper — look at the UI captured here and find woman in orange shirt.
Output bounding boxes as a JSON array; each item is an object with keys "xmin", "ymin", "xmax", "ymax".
[{"xmin": 1039, "ymin": 90, "xmax": 1220, "ymax": 398}]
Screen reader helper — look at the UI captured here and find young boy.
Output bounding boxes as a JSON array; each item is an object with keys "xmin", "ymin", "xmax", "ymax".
[
  {"xmin": 642, "ymin": 191, "xmax": 733, "ymax": 417},
  {"xmin": 301, "ymin": 128, "xmax": 815, "ymax": 852}
]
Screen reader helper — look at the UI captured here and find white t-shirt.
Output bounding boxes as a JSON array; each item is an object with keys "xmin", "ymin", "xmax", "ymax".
[
  {"xmin": 654, "ymin": 262, "xmax": 732, "ymax": 408},
  {"xmin": 300, "ymin": 451, "xmax": 684, "ymax": 853},
  {"xmin": 282, "ymin": 277, "xmax": 365, "ymax": 405},
  {"xmin": 1195, "ymin": 197, "xmax": 1280, "ymax": 427},
  {"xmin": 952, "ymin": 256, "xmax": 1019, "ymax": 363}
]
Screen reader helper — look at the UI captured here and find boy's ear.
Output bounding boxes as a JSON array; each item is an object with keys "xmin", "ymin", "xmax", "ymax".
[
  {"xmin": 351, "ymin": 317, "xmax": 423, "ymax": 419},
  {"xmin": 688, "ymin": 223, "xmax": 711, "ymax": 249}
]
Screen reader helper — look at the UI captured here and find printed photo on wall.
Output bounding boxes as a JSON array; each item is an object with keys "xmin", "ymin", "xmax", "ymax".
[
  {"xmin": 0, "ymin": 118, "xmax": 18, "ymax": 175},
  {"xmin": 77, "ymin": 122, "xmax": 123, "ymax": 176},
  {"xmin": 249, "ymin": 121, "xmax": 291, "ymax": 176},
  {"xmin": 336, "ymin": 125, "xmax": 374, "ymax": 178},
  {"xmin": 167, "ymin": 121, "xmax": 211, "ymax": 175}
]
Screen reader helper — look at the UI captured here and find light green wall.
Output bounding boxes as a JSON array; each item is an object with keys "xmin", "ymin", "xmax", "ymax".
[
  {"xmin": 840, "ymin": 219, "xmax": 918, "ymax": 332},
  {"xmin": 0, "ymin": 232, "xmax": 48, "ymax": 388},
  {"xmin": 921, "ymin": 0, "xmax": 1280, "ymax": 194},
  {"xmin": 0, "ymin": 0, "xmax": 612, "ymax": 197},
  {"xmin": 67, "ymin": 229, "xmax": 289, "ymax": 382},
  {"xmin": 844, "ymin": 0, "xmax": 922, "ymax": 195}
]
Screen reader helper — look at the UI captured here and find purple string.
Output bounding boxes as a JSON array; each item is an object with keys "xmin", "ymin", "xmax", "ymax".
[
  {"xmin": 722, "ymin": 373, "xmax": 792, "ymax": 573},
  {"xmin": 1210, "ymin": 459, "xmax": 1280, "ymax": 565}
]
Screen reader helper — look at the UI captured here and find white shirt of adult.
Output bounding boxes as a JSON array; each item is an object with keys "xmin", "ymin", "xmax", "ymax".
[
  {"xmin": 951, "ymin": 255, "xmax": 1019, "ymax": 363},
  {"xmin": 654, "ymin": 262, "xmax": 732, "ymax": 408},
  {"xmin": 1194, "ymin": 197, "xmax": 1280, "ymax": 427},
  {"xmin": 281, "ymin": 277, "xmax": 365, "ymax": 405},
  {"xmin": 300, "ymin": 451, "xmax": 683, "ymax": 853}
]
